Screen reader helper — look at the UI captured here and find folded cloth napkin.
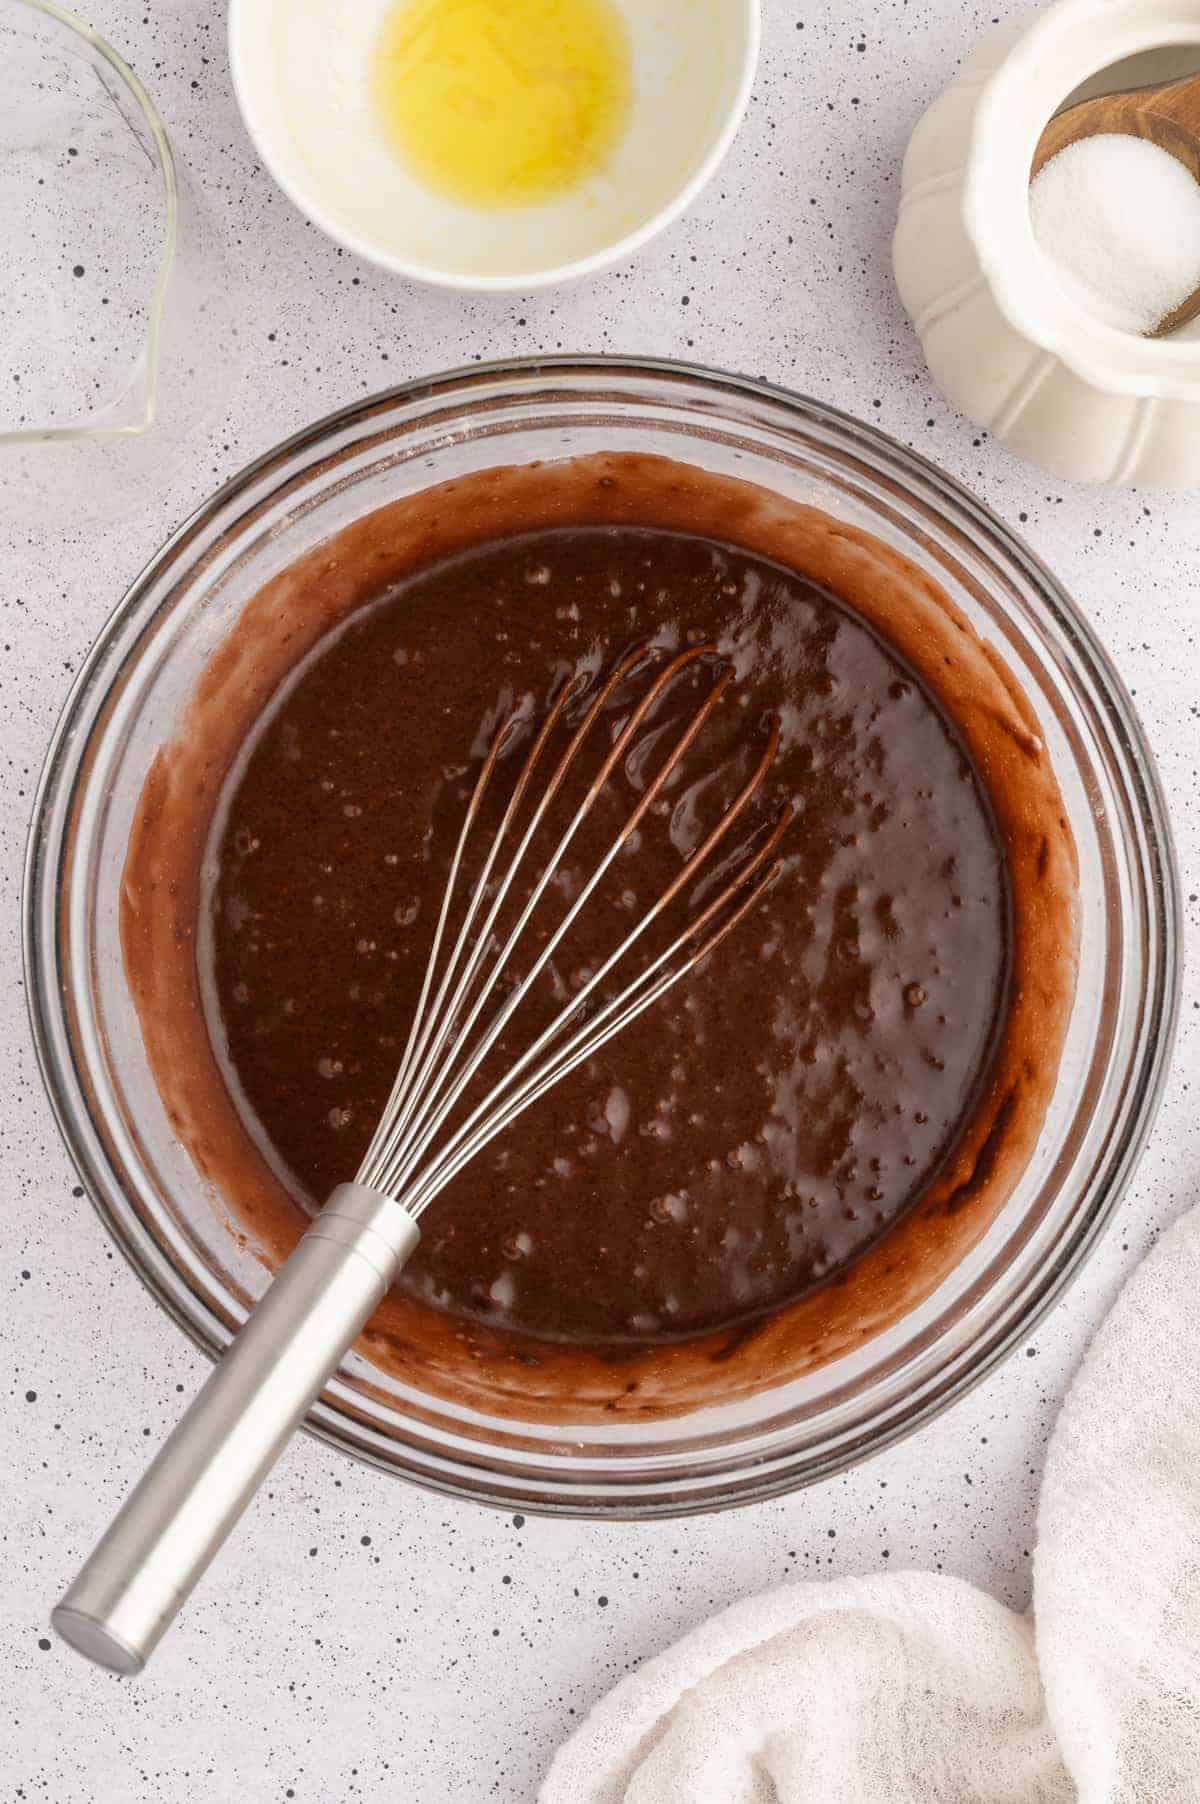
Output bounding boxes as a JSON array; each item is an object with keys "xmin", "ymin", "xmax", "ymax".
[{"xmin": 542, "ymin": 1204, "xmax": 1200, "ymax": 1803}]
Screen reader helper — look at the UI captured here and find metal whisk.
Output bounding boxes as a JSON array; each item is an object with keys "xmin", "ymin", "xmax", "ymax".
[{"xmin": 53, "ymin": 644, "xmax": 788, "ymax": 1675}]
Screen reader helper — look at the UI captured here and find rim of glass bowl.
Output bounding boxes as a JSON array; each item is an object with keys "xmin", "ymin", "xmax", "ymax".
[{"xmin": 23, "ymin": 356, "xmax": 1181, "ymax": 1516}]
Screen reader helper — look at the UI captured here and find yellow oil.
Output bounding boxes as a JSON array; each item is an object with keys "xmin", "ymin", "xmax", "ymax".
[{"xmin": 370, "ymin": 0, "xmax": 633, "ymax": 209}]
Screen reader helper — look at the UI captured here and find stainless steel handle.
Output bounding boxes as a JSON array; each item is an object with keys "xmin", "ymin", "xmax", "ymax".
[{"xmin": 52, "ymin": 1183, "xmax": 419, "ymax": 1675}]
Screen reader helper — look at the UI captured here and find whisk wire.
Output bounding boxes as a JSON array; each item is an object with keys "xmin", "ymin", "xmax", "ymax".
[
  {"xmin": 403, "ymin": 809, "xmax": 792, "ymax": 1216},
  {"xmin": 384, "ymin": 724, "xmax": 788, "ymax": 1210},
  {"xmin": 357, "ymin": 645, "xmax": 788, "ymax": 1210},
  {"xmin": 364, "ymin": 645, "xmax": 721, "ymax": 1198},
  {"xmin": 365, "ymin": 644, "xmax": 718, "ymax": 1192},
  {"xmin": 360, "ymin": 644, "xmax": 656, "ymax": 1183},
  {"xmin": 356, "ymin": 662, "xmax": 587, "ymax": 1182}
]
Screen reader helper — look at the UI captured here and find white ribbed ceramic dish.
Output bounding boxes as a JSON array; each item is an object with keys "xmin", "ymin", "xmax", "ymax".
[{"xmin": 894, "ymin": 0, "xmax": 1200, "ymax": 487}]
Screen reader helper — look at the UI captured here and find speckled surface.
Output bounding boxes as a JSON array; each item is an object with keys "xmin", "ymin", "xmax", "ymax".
[{"xmin": 3, "ymin": 2, "xmax": 1198, "ymax": 1798}]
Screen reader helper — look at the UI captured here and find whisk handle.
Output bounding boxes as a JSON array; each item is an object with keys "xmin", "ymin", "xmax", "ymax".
[{"xmin": 51, "ymin": 1183, "xmax": 418, "ymax": 1675}]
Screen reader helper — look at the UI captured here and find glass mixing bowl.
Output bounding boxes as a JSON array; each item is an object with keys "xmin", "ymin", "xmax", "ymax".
[{"xmin": 24, "ymin": 358, "xmax": 1180, "ymax": 1515}]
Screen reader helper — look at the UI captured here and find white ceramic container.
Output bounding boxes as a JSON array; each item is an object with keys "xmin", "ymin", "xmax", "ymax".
[
  {"xmin": 894, "ymin": 0, "xmax": 1200, "ymax": 487},
  {"xmin": 230, "ymin": 0, "xmax": 759, "ymax": 291}
]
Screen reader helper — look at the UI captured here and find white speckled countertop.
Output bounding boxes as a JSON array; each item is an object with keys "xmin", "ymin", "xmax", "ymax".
[{"xmin": 3, "ymin": 2, "xmax": 1198, "ymax": 1798}]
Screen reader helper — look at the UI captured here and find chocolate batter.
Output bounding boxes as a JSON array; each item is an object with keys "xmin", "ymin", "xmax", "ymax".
[
  {"xmin": 207, "ymin": 527, "xmax": 1008, "ymax": 1347},
  {"xmin": 123, "ymin": 453, "xmax": 1078, "ymax": 1418}
]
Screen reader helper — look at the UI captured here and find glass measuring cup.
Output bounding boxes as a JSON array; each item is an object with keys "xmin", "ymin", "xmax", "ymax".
[{"xmin": 0, "ymin": 0, "xmax": 234, "ymax": 526}]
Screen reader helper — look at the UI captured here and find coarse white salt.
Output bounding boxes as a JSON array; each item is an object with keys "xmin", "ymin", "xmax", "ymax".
[{"xmin": 1029, "ymin": 131, "xmax": 1200, "ymax": 335}]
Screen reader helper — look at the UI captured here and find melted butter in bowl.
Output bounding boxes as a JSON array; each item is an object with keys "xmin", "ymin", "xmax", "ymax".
[
  {"xmin": 228, "ymin": 0, "xmax": 759, "ymax": 286},
  {"xmin": 371, "ymin": 0, "xmax": 633, "ymax": 209}
]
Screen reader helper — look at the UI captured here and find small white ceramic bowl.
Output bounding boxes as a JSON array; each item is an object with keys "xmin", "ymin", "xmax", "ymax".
[{"xmin": 229, "ymin": 0, "xmax": 759, "ymax": 291}]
